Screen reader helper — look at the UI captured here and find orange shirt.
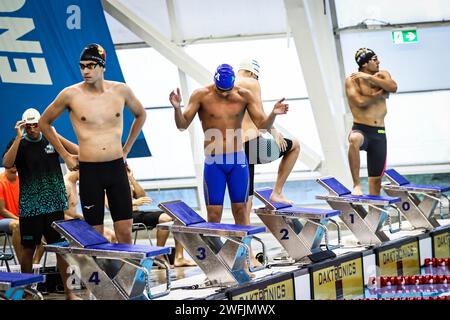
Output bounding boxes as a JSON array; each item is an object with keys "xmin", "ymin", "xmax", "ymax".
[{"xmin": 0, "ymin": 172, "xmax": 19, "ymax": 218}]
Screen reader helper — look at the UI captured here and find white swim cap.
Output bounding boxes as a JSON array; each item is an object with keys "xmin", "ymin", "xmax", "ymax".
[
  {"xmin": 22, "ymin": 108, "xmax": 41, "ymax": 124},
  {"xmin": 238, "ymin": 58, "xmax": 260, "ymax": 79}
]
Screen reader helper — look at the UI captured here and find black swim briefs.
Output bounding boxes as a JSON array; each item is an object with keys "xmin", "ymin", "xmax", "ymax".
[
  {"xmin": 351, "ymin": 123, "xmax": 387, "ymax": 177},
  {"xmin": 20, "ymin": 211, "xmax": 64, "ymax": 248},
  {"xmin": 244, "ymin": 135, "xmax": 293, "ymax": 196},
  {"xmin": 79, "ymin": 158, "xmax": 132, "ymax": 225}
]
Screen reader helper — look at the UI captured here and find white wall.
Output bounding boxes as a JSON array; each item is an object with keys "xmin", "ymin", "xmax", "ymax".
[
  {"xmin": 116, "ymin": 35, "xmax": 450, "ymax": 181},
  {"xmin": 335, "ymin": 0, "xmax": 450, "ymax": 27},
  {"xmin": 117, "ymin": 38, "xmax": 323, "ymax": 180},
  {"xmin": 340, "ymin": 26, "xmax": 450, "ymax": 92}
]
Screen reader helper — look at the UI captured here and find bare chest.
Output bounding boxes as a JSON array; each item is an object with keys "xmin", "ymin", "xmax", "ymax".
[
  {"xmin": 199, "ymin": 98, "xmax": 246, "ymax": 122},
  {"xmin": 69, "ymin": 93, "xmax": 125, "ymax": 125},
  {"xmin": 357, "ymin": 79, "xmax": 379, "ymax": 96}
]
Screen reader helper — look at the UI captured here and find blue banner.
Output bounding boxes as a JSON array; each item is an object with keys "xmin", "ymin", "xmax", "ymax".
[{"xmin": 0, "ymin": 0, "xmax": 150, "ymax": 158}]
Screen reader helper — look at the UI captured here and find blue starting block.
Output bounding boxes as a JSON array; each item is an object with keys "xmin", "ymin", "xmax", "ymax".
[
  {"xmin": 0, "ymin": 272, "xmax": 45, "ymax": 300},
  {"xmin": 254, "ymin": 187, "xmax": 341, "ymax": 262},
  {"xmin": 45, "ymin": 219, "xmax": 171, "ymax": 300},
  {"xmin": 157, "ymin": 200, "xmax": 267, "ymax": 287},
  {"xmin": 316, "ymin": 177, "xmax": 402, "ymax": 245},
  {"xmin": 383, "ymin": 169, "xmax": 450, "ymax": 229}
]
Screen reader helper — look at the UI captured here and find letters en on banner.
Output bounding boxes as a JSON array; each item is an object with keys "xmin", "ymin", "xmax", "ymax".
[
  {"xmin": 377, "ymin": 240, "xmax": 420, "ymax": 276},
  {"xmin": 312, "ymin": 256, "xmax": 364, "ymax": 300},
  {"xmin": 230, "ymin": 274, "xmax": 295, "ymax": 300},
  {"xmin": 433, "ymin": 231, "xmax": 450, "ymax": 259},
  {"xmin": 0, "ymin": 0, "xmax": 150, "ymax": 157}
]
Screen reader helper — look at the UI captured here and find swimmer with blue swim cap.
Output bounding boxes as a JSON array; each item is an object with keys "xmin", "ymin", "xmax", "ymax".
[
  {"xmin": 214, "ymin": 64, "xmax": 236, "ymax": 91},
  {"xmin": 169, "ymin": 63, "xmax": 289, "ymax": 241}
]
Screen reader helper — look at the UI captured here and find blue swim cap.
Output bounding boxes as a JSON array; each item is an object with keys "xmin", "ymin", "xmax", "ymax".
[{"xmin": 214, "ymin": 64, "xmax": 235, "ymax": 91}]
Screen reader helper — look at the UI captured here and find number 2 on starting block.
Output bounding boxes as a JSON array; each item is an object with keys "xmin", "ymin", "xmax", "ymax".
[{"xmin": 280, "ymin": 228, "xmax": 289, "ymax": 240}]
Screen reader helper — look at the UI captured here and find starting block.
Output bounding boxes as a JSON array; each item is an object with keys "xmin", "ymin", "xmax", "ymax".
[
  {"xmin": 0, "ymin": 272, "xmax": 45, "ymax": 300},
  {"xmin": 158, "ymin": 200, "xmax": 267, "ymax": 287},
  {"xmin": 316, "ymin": 177, "xmax": 401, "ymax": 246},
  {"xmin": 253, "ymin": 187, "xmax": 341, "ymax": 262},
  {"xmin": 383, "ymin": 168, "xmax": 450, "ymax": 229},
  {"xmin": 45, "ymin": 219, "xmax": 171, "ymax": 300}
]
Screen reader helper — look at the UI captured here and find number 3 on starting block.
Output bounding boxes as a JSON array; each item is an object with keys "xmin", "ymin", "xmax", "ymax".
[{"xmin": 196, "ymin": 247, "xmax": 206, "ymax": 260}]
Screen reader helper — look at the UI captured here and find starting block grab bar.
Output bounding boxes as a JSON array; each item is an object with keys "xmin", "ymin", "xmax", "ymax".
[
  {"xmin": 158, "ymin": 200, "xmax": 268, "ymax": 287},
  {"xmin": 369, "ymin": 204, "xmax": 402, "ymax": 234},
  {"xmin": 163, "ymin": 221, "xmax": 267, "ymax": 273},
  {"xmin": 45, "ymin": 219, "xmax": 172, "ymax": 300},
  {"xmin": 253, "ymin": 188, "xmax": 341, "ymax": 263},
  {"xmin": 0, "ymin": 272, "xmax": 45, "ymax": 300},
  {"xmin": 316, "ymin": 177, "xmax": 402, "ymax": 246},
  {"xmin": 383, "ymin": 168, "xmax": 450, "ymax": 229}
]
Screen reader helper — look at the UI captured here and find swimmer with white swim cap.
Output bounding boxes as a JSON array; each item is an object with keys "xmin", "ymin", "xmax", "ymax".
[
  {"xmin": 235, "ymin": 58, "xmax": 300, "ymax": 267},
  {"xmin": 237, "ymin": 58, "xmax": 301, "ymax": 212}
]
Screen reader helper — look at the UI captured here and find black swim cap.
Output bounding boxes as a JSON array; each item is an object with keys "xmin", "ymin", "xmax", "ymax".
[
  {"xmin": 80, "ymin": 43, "xmax": 106, "ymax": 66},
  {"xmin": 355, "ymin": 48, "xmax": 376, "ymax": 67}
]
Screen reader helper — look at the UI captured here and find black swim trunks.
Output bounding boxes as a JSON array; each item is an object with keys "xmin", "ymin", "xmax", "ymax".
[
  {"xmin": 244, "ymin": 135, "xmax": 293, "ymax": 196},
  {"xmin": 351, "ymin": 123, "xmax": 387, "ymax": 177},
  {"xmin": 132, "ymin": 210, "xmax": 164, "ymax": 229},
  {"xmin": 79, "ymin": 158, "xmax": 132, "ymax": 226},
  {"xmin": 20, "ymin": 211, "xmax": 64, "ymax": 248}
]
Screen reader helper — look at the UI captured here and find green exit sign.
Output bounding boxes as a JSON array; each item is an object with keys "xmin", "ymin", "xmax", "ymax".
[{"xmin": 392, "ymin": 30, "xmax": 418, "ymax": 44}]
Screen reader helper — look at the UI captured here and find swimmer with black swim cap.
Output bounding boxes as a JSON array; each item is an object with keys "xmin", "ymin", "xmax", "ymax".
[
  {"xmin": 354, "ymin": 47, "xmax": 376, "ymax": 70},
  {"xmin": 78, "ymin": 44, "xmax": 107, "ymax": 85},
  {"xmin": 80, "ymin": 43, "xmax": 106, "ymax": 67},
  {"xmin": 345, "ymin": 48, "xmax": 398, "ymax": 196},
  {"xmin": 38, "ymin": 43, "xmax": 147, "ymax": 245}
]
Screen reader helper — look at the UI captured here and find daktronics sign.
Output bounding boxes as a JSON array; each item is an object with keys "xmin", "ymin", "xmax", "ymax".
[
  {"xmin": 311, "ymin": 255, "xmax": 364, "ymax": 300},
  {"xmin": 230, "ymin": 273, "xmax": 295, "ymax": 300},
  {"xmin": 376, "ymin": 240, "xmax": 420, "ymax": 276},
  {"xmin": 432, "ymin": 227, "xmax": 450, "ymax": 259}
]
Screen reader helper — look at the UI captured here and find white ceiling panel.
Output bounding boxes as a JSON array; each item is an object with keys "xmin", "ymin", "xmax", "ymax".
[
  {"xmin": 335, "ymin": 0, "xmax": 450, "ymax": 28},
  {"xmin": 103, "ymin": 0, "xmax": 288, "ymax": 45},
  {"xmin": 104, "ymin": 0, "xmax": 172, "ymax": 44},
  {"xmin": 173, "ymin": 0, "xmax": 287, "ymax": 41}
]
